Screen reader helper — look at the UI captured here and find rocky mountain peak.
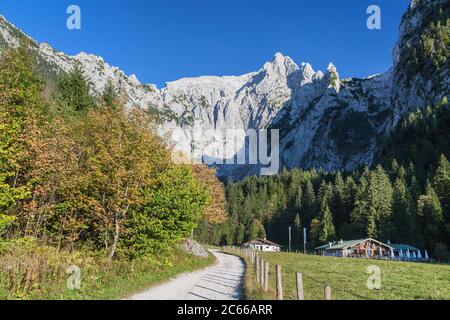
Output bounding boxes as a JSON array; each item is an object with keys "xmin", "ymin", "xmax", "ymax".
[
  {"xmin": 0, "ymin": 0, "xmax": 448, "ymax": 179},
  {"xmin": 324, "ymin": 62, "xmax": 340, "ymax": 91},
  {"xmin": 262, "ymin": 52, "xmax": 299, "ymax": 79}
]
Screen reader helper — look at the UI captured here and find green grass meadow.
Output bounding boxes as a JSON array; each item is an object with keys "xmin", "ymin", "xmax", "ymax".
[{"xmin": 238, "ymin": 251, "xmax": 450, "ymax": 300}]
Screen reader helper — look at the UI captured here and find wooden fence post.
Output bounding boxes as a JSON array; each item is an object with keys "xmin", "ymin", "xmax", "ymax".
[
  {"xmin": 324, "ymin": 285, "xmax": 332, "ymax": 300},
  {"xmin": 260, "ymin": 259, "xmax": 264, "ymax": 285},
  {"xmin": 296, "ymin": 272, "xmax": 304, "ymax": 300},
  {"xmin": 264, "ymin": 261, "xmax": 269, "ymax": 292},
  {"xmin": 276, "ymin": 265, "xmax": 283, "ymax": 300},
  {"xmin": 256, "ymin": 255, "xmax": 260, "ymax": 283}
]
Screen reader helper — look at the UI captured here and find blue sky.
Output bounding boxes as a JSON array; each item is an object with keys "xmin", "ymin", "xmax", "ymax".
[{"xmin": 0, "ymin": 0, "xmax": 410, "ymax": 87}]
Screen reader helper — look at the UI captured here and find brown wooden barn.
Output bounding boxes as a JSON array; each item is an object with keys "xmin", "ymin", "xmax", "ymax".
[{"xmin": 314, "ymin": 238, "xmax": 394, "ymax": 258}]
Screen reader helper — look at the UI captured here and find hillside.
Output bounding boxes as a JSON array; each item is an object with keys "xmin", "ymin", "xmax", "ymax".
[{"xmin": 1, "ymin": 0, "xmax": 448, "ymax": 179}]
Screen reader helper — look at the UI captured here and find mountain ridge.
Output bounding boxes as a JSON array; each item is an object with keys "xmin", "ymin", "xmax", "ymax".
[{"xmin": 0, "ymin": 0, "xmax": 448, "ymax": 179}]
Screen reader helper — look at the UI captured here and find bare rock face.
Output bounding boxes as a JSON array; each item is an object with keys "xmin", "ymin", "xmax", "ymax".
[
  {"xmin": 179, "ymin": 239, "xmax": 209, "ymax": 259},
  {"xmin": 0, "ymin": 0, "xmax": 447, "ymax": 180},
  {"xmin": 391, "ymin": 0, "xmax": 449, "ymax": 123}
]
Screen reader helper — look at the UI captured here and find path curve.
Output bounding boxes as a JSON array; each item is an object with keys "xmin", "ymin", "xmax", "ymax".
[{"xmin": 128, "ymin": 251, "xmax": 245, "ymax": 300}]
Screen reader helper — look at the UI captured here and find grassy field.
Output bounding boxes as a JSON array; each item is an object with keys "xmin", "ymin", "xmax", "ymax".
[
  {"xmin": 232, "ymin": 250, "xmax": 450, "ymax": 300},
  {"xmin": 0, "ymin": 239, "xmax": 215, "ymax": 300}
]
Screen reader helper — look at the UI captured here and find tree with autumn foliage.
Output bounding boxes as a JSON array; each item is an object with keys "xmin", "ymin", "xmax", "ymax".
[
  {"xmin": 192, "ymin": 165, "xmax": 227, "ymax": 224},
  {"xmin": 0, "ymin": 45, "xmax": 218, "ymax": 261},
  {"xmin": 0, "ymin": 45, "xmax": 43, "ymax": 237}
]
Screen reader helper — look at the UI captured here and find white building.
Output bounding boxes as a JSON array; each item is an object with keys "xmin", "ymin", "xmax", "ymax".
[{"xmin": 241, "ymin": 238, "xmax": 282, "ymax": 252}]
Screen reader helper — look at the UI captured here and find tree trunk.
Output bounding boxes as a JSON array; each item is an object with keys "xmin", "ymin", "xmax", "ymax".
[{"xmin": 108, "ymin": 214, "xmax": 120, "ymax": 260}]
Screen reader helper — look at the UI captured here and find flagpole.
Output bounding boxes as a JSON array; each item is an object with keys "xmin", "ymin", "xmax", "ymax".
[
  {"xmin": 288, "ymin": 226, "xmax": 292, "ymax": 252},
  {"xmin": 303, "ymin": 227, "xmax": 307, "ymax": 255}
]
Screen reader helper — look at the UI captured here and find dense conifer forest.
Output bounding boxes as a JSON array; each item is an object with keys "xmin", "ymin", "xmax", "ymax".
[{"xmin": 196, "ymin": 97, "xmax": 450, "ymax": 261}]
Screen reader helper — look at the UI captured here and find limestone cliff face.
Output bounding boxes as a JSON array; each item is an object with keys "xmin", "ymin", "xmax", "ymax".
[
  {"xmin": 0, "ymin": 0, "xmax": 447, "ymax": 179},
  {"xmin": 391, "ymin": 0, "xmax": 449, "ymax": 122}
]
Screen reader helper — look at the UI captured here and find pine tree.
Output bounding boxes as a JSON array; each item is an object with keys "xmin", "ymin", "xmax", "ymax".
[
  {"xmin": 318, "ymin": 198, "xmax": 336, "ymax": 243},
  {"xmin": 409, "ymin": 174, "xmax": 422, "ymax": 203},
  {"xmin": 433, "ymin": 155, "xmax": 450, "ymax": 221},
  {"xmin": 303, "ymin": 180, "xmax": 316, "ymax": 224},
  {"xmin": 317, "ymin": 182, "xmax": 335, "ymax": 243},
  {"xmin": 332, "ymin": 172, "xmax": 347, "ymax": 235},
  {"xmin": 392, "ymin": 177, "xmax": 418, "ymax": 244},
  {"xmin": 418, "ymin": 183, "xmax": 444, "ymax": 251},
  {"xmin": 101, "ymin": 79, "xmax": 118, "ymax": 108},
  {"xmin": 294, "ymin": 184, "xmax": 303, "ymax": 211},
  {"xmin": 58, "ymin": 63, "xmax": 95, "ymax": 111},
  {"xmin": 236, "ymin": 223, "xmax": 246, "ymax": 245},
  {"xmin": 344, "ymin": 176, "xmax": 357, "ymax": 213},
  {"xmin": 288, "ymin": 169, "xmax": 301, "ymax": 198},
  {"xmin": 390, "ymin": 159, "xmax": 401, "ymax": 180},
  {"xmin": 369, "ymin": 166, "xmax": 394, "ymax": 240},
  {"xmin": 351, "ymin": 171, "xmax": 370, "ymax": 238}
]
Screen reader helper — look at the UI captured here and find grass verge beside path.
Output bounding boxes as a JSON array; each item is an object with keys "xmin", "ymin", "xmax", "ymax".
[
  {"xmin": 0, "ymin": 239, "xmax": 215, "ymax": 300},
  {"xmin": 224, "ymin": 248, "xmax": 450, "ymax": 300},
  {"xmin": 221, "ymin": 248, "xmax": 263, "ymax": 300}
]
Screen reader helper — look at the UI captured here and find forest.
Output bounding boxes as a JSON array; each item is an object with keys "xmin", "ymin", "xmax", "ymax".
[
  {"xmin": 0, "ymin": 45, "xmax": 226, "ymax": 298},
  {"xmin": 195, "ymin": 98, "xmax": 450, "ymax": 261},
  {"xmin": 195, "ymin": 0, "xmax": 450, "ymax": 260}
]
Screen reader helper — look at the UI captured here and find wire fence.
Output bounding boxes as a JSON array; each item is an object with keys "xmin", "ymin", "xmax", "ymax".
[{"xmin": 222, "ymin": 246, "xmax": 375, "ymax": 300}]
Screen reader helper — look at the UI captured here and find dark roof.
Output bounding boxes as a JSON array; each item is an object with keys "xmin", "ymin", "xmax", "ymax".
[
  {"xmin": 390, "ymin": 244, "xmax": 419, "ymax": 251},
  {"xmin": 315, "ymin": 238, "xmax": 394, "ymax": 251},
  {"xmin": 245, "ymin": 238, "xmax": 282, "ymax": 247}
]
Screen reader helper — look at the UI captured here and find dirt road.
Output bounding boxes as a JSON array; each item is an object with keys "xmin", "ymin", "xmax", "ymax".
[{"xmin": 128, "ymin": 251, "xmax": 245, "ymax": 300}]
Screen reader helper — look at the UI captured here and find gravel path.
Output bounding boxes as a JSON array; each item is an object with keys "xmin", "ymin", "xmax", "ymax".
[{"xmin": 128, "ymin": 251, "xmax": 245, "ymax": 300}]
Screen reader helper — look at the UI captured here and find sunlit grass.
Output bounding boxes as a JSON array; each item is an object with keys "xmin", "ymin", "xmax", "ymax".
[{"xmin": 236, "ymin": 251, "xmax": 450, "ymax": 300}]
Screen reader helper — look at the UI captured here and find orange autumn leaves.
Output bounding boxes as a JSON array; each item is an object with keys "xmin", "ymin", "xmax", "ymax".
[
  {"xmin": 0, "ymin": 46, "xmax": 227, "ymax": 258},
  {"xmin": 192, "ymin": 165, "xmax": 227, "ymax": 225}
]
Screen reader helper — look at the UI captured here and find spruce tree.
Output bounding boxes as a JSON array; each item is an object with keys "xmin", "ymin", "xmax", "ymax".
[
  {"xmin": 236, "ymin": 223, "xmax": 246, "ymax": 244},
  {"xmin": 332, "ymin": 172, "xmax": 347, "ymax": 235},
  {"xmin": 351, "ymin": 174, "xmax": 370, "ymax": 238},
  {"xmin": 101, "ymin": 79, "xmax": 118, "ymax": 108},
  {"xmin": 418, "ymin": 183, "xmax": 444, "ymax": 251},
  {"xmin": 370, "ymin": 166, "xmax": 393, "ymax": 240},
  {"xmin": 294, "ymin": 184, "xmax": 303, "ymax": 211},
  {"xmin": 392, "ymin": 177, "xmax": 418, "ymax": 244},
  {"xmin": 433, "ymin": 154, "xmax": 450, "ymax": 221},
  {"xmin": 303, "ymin": 180, "xmax": 316, "ymax": 225},
  {"xmin": 318, "ymin": 197, "xmax": 336, "ymax": 243},
  {"xmin": 317, "ymin": 182, "xmax": 336, "ymax": 243},
  {"xmin": 58, "ymin": 63, "xmax": 95, "ymax": 111},
  {"xmin": 344, "ymin": 176, "xmax": 357, "ymax": 215}
]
